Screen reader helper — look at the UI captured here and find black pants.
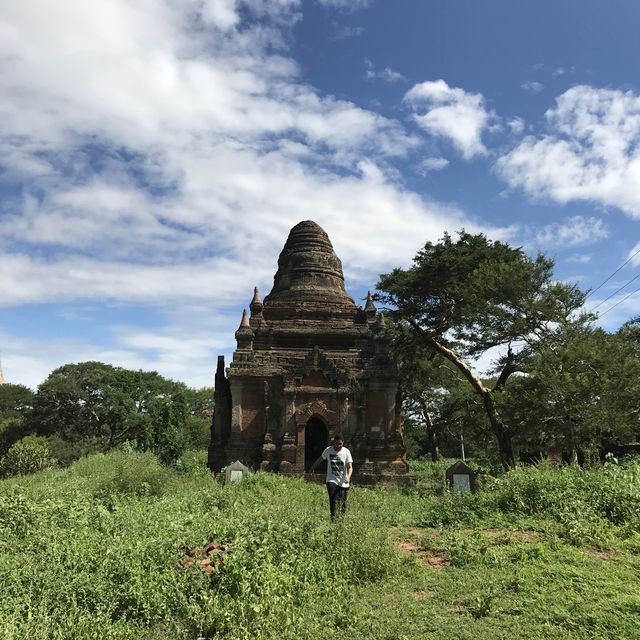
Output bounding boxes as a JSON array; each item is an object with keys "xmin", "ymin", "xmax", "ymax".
[{"xmin": 326, "ymin": 482, "xmax": 349, "ymax": 520}]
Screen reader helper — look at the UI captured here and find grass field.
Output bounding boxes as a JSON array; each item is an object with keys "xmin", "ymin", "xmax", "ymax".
[{"xmin": 1, "ymin": 451, "xmax": 640, "ymax": 639}]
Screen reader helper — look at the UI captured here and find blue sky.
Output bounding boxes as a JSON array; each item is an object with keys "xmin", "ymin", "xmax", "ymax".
[{"xmin": 1, "ymin": 0, "xmax": 640, "ymax": 389}]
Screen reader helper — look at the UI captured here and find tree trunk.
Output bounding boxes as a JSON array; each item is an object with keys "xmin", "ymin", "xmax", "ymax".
[
  {"xmin": 410, "ymin": 326, "xmax": 516, "ymax": 470},
  {"xmin": 417, "ymin": 395, "xmax": 441, "ymax": 462},
  {"xmin": 429, "ymin": 429, "xmax": 441, "ymax": 462},
  {"xmin": 480, "ymin": 389, "xmax": 515, "ymax": 470}
]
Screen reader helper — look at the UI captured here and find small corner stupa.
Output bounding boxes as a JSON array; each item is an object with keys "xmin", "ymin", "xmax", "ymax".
[{"xmin": 208, "ymin": 220, "xmax": 407, "ymax": 477}]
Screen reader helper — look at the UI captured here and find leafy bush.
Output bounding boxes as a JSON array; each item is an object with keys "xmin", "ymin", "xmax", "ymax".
[
  {"xmin": 44, "ymin": 435, "xmax": 106, "ymax": 466},
  {"xmin": 0, "ymin": 435, "xmax": 56, "ymax": 477},
  {"xmin": 0, "ymin": 415, "xmax": 32, "ymax": 456},
  {"xmin": 175, "ymin": 449, "xmax": 209, "ymax": 475},
  {"xmin": 74, "ymin": 450, "xmax": 176, "ymax": 503}
]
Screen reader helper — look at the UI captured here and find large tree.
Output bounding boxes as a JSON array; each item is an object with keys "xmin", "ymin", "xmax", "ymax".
[
  {"xmin": 376, "ymin": 231, "xmax": 587, "ymax": 469},
  {"xmin": 0, "ymin": 383, "xmax": 36, "ymax": 455},
  {"xmin": 29, "ymin": 362, "xmax": 198, "ymax": 461},
  {"xmin": 501, "ymin": 323, "xmax": 640, "ymax": 463}
]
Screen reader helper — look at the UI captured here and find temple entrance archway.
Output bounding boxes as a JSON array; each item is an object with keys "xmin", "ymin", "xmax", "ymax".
[{"xmin": 305, "ymin": 417, "xmax": 328, "ymax": 472}]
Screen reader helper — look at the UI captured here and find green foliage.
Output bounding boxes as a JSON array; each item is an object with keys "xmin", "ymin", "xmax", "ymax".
[
  {"xmin": 183, "ymin": 415, "xmax": 211, "ymax": 450},
  {"xmin": 26, "ymin": 361, "xmax": 211, "ymax": 464},
  {"xmin": 43, "ymin": 434, "xmax": 106, "ymax": 466},
  {"xmin": 501, "ymin": 324, "xmax": 640, "ymax": 457},
  {"xmin": 0, "ymin": 382, "xmax": 35, "ymax": 417},
  {"xmin": 2, "ymin": 454, "xmax": 640, "ymax": 638},
  {"xmin": 0, "ymin": 383, "xmax": 35, "ymax": 455},
  {"xmin": 376, "ymin": 230, "xmax": 590, "ymax": 469},
  {"xmin": 0, "ymin": 435, "xmax": 56, "ymax": 477},
  {"xmin": 376, "ymin": 231, "xmax": 585, "ymax": 356},
  {"xmin": 174, "ymin": 449, "xmax": 209, "ymax": 475}
]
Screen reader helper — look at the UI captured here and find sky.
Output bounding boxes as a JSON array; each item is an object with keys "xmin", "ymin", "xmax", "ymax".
[{"xmin": 2, "ymin": 0, "xmax": 640, "ymax": 390}]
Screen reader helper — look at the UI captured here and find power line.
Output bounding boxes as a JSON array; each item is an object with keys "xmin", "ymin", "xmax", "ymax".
[
  {"xmin": 597, "ymin": 283, "xmax": 640, "ymax": 319},
  {"xmin": 590, "ymin": 270, "xmax": 640, "ymax": 311},
  {"xmin": 586, "ymin": 243, "xmax": 640, "ymax": 300}
]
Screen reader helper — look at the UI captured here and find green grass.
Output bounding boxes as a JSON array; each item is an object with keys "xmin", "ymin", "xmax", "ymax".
[{"xmin": 1, "ymin": 451, "xmax": 640, "ymax": 639}]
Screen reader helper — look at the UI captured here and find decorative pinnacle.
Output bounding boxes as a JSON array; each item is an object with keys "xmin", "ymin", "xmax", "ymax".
[
  {"xmin": 376, "ymin": 311, "xmax": 386, "ymax": 328},
  {"xmin": 235, "ymin": 309, "xmax": 254, "ymax": 349},
  {"xmin": 250, "ymin": 286, "xmax": 263, "ymax": 317},
  {"xmin": 365, "ymin": 291, "xmax": 376, "ymax": 317}
]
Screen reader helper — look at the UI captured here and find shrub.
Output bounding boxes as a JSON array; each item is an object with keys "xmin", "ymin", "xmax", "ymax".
[
  {"xmin": 44, "ymin": 435, "xmax": 106, "ymax": 466},
  {"xmin": 175, "ymin": 449, "xmax": 210, "ymax": 475},
  {"xmin": 0, "ymin": 435, "xmax": 56, "ymax": 477}
]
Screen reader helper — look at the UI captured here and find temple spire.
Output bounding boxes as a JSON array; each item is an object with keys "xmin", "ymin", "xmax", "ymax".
[
  {"xmin": 364, "ymin": 291, "xmax": 376, "ymax": 321},
  {"xmin": 250, "ymin": 286, "xmax": 264, "ymax": 319},
  {"xmin": 235, "ymin": 309, "xmax": 254, "ymax": 350}
]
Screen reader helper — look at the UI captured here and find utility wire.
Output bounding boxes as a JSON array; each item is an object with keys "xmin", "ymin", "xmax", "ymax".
[
  {"xmin": 591, "ymin": 270, "xmax": 640, "ymax": 311},
  {"xmin": 597, "ymin": 282, "xmax": 640, "ymax": 319},
  {"xmin": 586, "ymin": 243, "xmax": 640, "ymax": 300}
]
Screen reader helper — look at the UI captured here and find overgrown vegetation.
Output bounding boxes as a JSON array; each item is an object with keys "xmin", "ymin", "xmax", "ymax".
[{"xmin": 1, "ymin": 451, "xmax": 640, "ymax": 639}]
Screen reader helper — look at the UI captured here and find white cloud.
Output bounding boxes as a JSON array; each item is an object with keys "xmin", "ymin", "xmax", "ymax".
[
  {"xmin": 496, "ymin": 85, "xmax": 640, "ymax": 218},
  {"xmin": 364, "ymin": 59, "xmax": 405, "ymax": 83},
  {"xmin": 629, "ymin": 242, "xmax": 640, "ymax": 267},
  {"xmin": 567, "ymin": 253, "xmax": 592, "ymax": 264},
  {"xmin": 419, "ymin": 157, "xmax": 449, "ymax": 173},
  {"xmin": 404, "ymin": 79, "xmax": 493, "ymax": 159},
  {"xmin": 552, "ymin": 67, "xmax": 566, "ymax": 77},
  {"xmin": 0, "ymin": 0, "xmax": 511, "ymax": 389},
  {"xmin": 535, "ymin": 216, "xmax": 609, "ymax": 247},
  {"xmin": 508, "ymin": 117, "xmax": 525, "ymax": 135},
  {"xmin": 0, "ymin": 315, "xmax": 235, "ymax": 389},
  {"xmin": 521, "ymin": 81, "xmax": 544, "ymax": 94}
]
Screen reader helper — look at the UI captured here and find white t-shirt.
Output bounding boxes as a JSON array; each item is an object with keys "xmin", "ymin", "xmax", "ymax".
[{"xmin": 321, "ymin": 446, "xmax": 353, "ymax": 488}]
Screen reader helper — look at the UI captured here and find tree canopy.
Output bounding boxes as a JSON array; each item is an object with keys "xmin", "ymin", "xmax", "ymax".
[
  {"xmin": 27, "ymin": 361, "xmax": 211, "ymax": 463},
  {"xmin": 377, "ymin": 231, "xmax": 589, "ymax": 469}
]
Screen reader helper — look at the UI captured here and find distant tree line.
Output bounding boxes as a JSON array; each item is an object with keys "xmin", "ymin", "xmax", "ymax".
[
  {"xmin": 0, "ymin": 361, "xmax": 213, "ymax": 476},
  {"xmin": 377, "ymin": 231, "xmax": 640, "ymax": 469}
]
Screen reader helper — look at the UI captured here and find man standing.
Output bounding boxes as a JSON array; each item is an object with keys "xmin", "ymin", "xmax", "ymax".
[{"xmin": 310, "ymin": 433, "xmax": 353, "ymax": 520}]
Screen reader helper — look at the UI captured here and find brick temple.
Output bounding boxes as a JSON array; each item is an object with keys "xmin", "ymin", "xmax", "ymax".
[{"xmin": 208, "ymin": 220, "xmax": 407, "ymax": 476}]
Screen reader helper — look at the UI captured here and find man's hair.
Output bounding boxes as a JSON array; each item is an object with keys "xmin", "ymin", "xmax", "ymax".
[{"xmin": 333, "ymin": 433, "xmax": 344, "ymax": 441}]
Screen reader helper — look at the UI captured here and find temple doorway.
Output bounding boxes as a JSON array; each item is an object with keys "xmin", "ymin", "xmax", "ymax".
[{"xmin": 305, "ymin": 418, "xmax": 328, "ymax": 471}]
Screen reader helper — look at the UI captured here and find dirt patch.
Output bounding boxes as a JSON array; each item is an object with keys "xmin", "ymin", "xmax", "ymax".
[
  {"xmin": 587, "ymin": 549, "xmax": 616, "ymax": 562},
  {"xmin": 392, "ymin": 536, "xmax": 448, "ymax": 570},
  {"xmin": 396, "ymin": 540, "xmax": 420, "ymax": 554}
]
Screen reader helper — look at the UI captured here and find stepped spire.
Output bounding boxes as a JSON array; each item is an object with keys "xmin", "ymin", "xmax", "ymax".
[{"xmin": 264, "ymin": 220, "xmax": 353, "ymax": 303}]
